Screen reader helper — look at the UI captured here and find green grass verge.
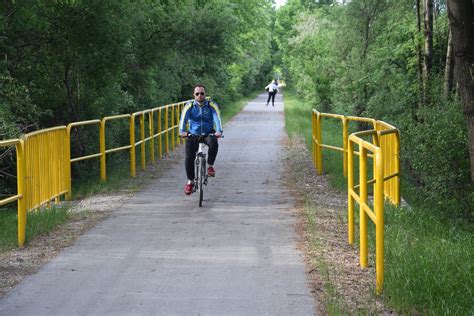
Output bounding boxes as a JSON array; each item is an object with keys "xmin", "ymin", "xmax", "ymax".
[
  {"xmin": 284, "ymin": 89, "xmax": 347, "ymax": 190},
  {"xmin": 284, "ymin": 89, "xmax": 474, "ymax": 315},
  {"xmin": 0, "ymin": 206, "xmax": 69, "ymax": 251},
  {"xmin": 383, "ymin": 204, "xmax": 473, "ymax": 315}
]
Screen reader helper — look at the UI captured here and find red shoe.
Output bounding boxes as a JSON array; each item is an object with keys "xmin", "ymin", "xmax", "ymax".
[
  {"xmin": 184, "ymin": 183, "xmax": 193, "ymax": 195},
  {"xmin": 207, "ymin": 166, "xmax": 215, "ymax": 177}
]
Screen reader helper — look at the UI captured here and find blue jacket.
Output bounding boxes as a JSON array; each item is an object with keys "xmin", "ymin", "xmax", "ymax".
[{"xmin": 179, "ymin": 100, "xmax": 223, "ymax": 135}]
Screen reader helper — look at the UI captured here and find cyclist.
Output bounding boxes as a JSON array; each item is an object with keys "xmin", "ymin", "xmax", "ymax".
[{"xmin": 179, "ymin": 84, "xmax": 223, "ymax": 195}]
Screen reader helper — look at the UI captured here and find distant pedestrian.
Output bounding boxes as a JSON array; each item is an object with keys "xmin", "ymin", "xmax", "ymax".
[{"xmin": 265, "ymin": 80, "xmax": 279, "ymax": 107}]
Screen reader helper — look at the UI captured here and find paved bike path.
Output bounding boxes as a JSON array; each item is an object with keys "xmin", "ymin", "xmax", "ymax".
[{"xmin": 0, "ymin": 93, "xmax": 316, "ymax": 315}]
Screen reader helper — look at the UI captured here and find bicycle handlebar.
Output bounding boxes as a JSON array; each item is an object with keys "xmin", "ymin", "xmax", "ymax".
[{"xmin": 180, "ymin": 133, "xmax": 224, "ymax": 139}]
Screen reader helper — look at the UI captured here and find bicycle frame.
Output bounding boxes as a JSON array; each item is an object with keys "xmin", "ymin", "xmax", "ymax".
[
  {"xmin": 182, "ymin": 133, "xmax": 221, "ymax": 207},
  {"xmin": 191, "ymin": 138, "xmax": 209, "ymax": 207}
]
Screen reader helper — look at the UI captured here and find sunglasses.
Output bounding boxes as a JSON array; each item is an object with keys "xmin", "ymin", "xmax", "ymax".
[{"xmin": 194, "ymin": 92, "xmax": 205, "ymax": 96}]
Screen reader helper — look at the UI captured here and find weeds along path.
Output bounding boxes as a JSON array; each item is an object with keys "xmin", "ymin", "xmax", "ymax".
[{"xmin": 0, "ymin": 93, "xmax": 317, "ymax": 315}]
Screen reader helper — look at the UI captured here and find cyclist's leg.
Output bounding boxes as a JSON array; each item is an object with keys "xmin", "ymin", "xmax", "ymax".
[
  {"xmin": 185, "ymin": 137, "xmax": 199, "ymax": 180},
  {"xmin": 205, "ymin": 135, "xmax": 218, "ymax": 165},
  {"xmin": 271, "ymin": 91, "xmax": 276, "ymax": 105}
]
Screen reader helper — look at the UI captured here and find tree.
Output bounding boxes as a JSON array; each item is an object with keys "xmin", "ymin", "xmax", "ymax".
[
  {"xmin": 447, "ymin": 0, "xmax": 474, "ymax": 182},
  {"xmin": 422, "ymin": 0, "xmax": 433, "ymax": 99},
  {"xmin": 443, "ymin": 27, "xmax": 454, "ymax": 96}
]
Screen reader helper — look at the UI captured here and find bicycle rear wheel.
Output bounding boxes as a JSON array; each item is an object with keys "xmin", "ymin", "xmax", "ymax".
[{"xmin": 198, "ymin": 156, "xmax": 205, "ymax": 207}]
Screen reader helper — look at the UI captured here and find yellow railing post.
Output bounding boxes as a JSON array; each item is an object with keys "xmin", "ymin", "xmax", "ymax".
[
  {"xmin": 176, "ymin": 105, "xmax": 181, "ymax": 145},
  {"xmin": 342, "ymin": 117, "xmax": 348, "ymax": 177},
  {"xmin": 375, "ymin": 148, "xmax": 385, "ymax": 294},
  {"xmin": 312, "ymin": 111, "xmax": 315, "ymax": 164},
  {"xmin": 348, "ymin": 138, "xmax": 355, "ymax": 245},
  {"xmin": 158, "ymin": 108, "xmax": 163, "ymax": 158},
  {"xmin": 100, "ymin": 119, "xmax": 106, "ymax": 182},
  {"xmin": 359, "ymin": 146, "xmax": 368, "ymax": 269},
  {"xmin": 65, "ymin": 127, "xmax": 72, "ymax": 199},
  {"xmin": 130, "ymin": 115, "xmax": 136, "ymax": 177},
  {"xmin": 16, "ymin": 140, "xmax": 27, "ymax": 247},
  {"xmin": 165, "ymin": 106, "xmax": 169, "ymax": 155},
  {"xmin": 171, "ymin": 104, "xmax": 175, "ymax": 150},
  {"xmin": 140, "ymin": 113, "xmax": 146, "ymax": 170},
  {"xmin": 394, "ymin": 130, "xmax": 401, "ymax": 206},
  {"xmin": 316, "ymin": 112, "xmax": 323, "ymax": 175},
  {"xmin": 149, "ymin": 111, "xmax": 155, "ymax": 164}
]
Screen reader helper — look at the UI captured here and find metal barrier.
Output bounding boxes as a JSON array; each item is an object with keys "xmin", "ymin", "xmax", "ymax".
[
  {"xmin": 1, "ymin": 100, "xmax": 187, "ymax": 246},
  {"xmin": 23, "ymin": 127, "xmax": 69, "ymax": 211},
  {"xmin": 311, "ymin": 109, "xmax": 400, "ymax": 294},
  {"xmin": 0, "ymin": 139, "xmax": 26, "ymax": 246}
]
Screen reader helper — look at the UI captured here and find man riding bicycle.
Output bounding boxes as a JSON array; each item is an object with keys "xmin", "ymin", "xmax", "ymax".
[{"xmin": 179, "ymin": 84, "xmax": 223, "ymax": 195}]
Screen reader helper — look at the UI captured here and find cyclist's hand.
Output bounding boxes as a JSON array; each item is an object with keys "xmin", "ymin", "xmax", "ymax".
[
  {"xmin": 215, "ymin": 131, "xmax": 222, "ymax": 138},
  {"xmin": 179, "ymin": 131, "xmax": 188, "ymax": 138}
]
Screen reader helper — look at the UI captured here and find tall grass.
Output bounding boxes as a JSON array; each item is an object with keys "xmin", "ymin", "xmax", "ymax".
[
  {"xmin": 284, "ymin": 90, "xmax": 347, "ymax": 190},
  {"xmin": 0, "ymin": 206, "xmax": 69, "ymax": 251},
  {"xmin": 383, "ymin": 205, "xmax": 474, "ymax": 315},
  {"xmin": 284, "ymin": 90, "xmax": 474, "ymax": 315}
]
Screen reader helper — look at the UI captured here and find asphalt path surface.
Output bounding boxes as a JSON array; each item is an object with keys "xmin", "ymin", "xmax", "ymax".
[{"xmin": 0, "ymin": 93, "xmax": 316, "ymax": 315}]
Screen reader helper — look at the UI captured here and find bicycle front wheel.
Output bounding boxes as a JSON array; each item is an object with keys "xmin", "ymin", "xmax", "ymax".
[{"xmin": 198, "ymin": 157, "xmax": 205, "ymax": 207}]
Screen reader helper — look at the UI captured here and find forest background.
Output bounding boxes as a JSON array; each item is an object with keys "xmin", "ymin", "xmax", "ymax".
[
  {"xmin": 3, "ymin": 0, "xmax": 472, "ymax": 219},
  {"xmin": 275, "ymin": 0, "xmax": 473, "ymax": 220},
  {"xmin": 1, "ymin": 0, "xmax": 473, "ymax": 314},
  {"xmin": 1, "ymin": 0, "xmax": 275, "ymax": 189}
]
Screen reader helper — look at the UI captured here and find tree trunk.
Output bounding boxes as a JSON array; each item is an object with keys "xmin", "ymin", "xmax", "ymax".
[
  {"xmin": 444, "ymin": 27, "xmax": 455, "ymax": 96},
  {"xmin": 416, "ymin": 0, "xmax": 424, "ymax": 106},
  {"xmin": 423, "ymin": 0, "xmax": 433, "ymax": 84},
  {"xmin": 447, "ymin": 0, "xmax": 474, "ymax": 182}
]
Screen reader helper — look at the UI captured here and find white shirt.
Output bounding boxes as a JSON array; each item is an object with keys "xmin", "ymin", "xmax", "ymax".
[{"xmin": 266, "ymin": 83, "xmax": 279, "ymax": 92}]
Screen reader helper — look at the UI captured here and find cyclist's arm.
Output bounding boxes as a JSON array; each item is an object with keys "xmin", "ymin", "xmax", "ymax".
[
  {"xmin": 179, "ymin": 102, "xmax": 193, "ymax": 133},
  {"xmin": 209, "ymin": 101, "xmax": 223, "ymax": 133}
]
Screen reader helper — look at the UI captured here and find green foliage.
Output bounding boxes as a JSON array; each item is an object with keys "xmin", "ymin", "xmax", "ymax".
[
  {"xmin": 0, "ymin": 0, "xmax": 276, "ymax": 195},
  {"xmin": 275, "ymin": 0, "xmax": 472, "ymax": 219},
  {"xmin": 401, "ymin": 94, "xmax": 471, "ymax": 215}
]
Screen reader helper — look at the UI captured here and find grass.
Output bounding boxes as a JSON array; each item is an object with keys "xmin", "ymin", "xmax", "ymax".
[
  {"xmin": 383, "ymin": 204, "xmax": 474, "ymax": 315},
  {"xmin": 284, "ymin": 89, "xmax": 474, "ymax": 315},
  {"xmin": 284, "ymin": 89, "xmax": 347, "ymax": 190},
  {"xmin": 0, "ymin": 206, "xmax": 69, "ymax": 251}
]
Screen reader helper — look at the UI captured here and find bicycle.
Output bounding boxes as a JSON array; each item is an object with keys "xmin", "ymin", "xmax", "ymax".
[{"xmin": 183, "ymin": 133, "xmax": 222, "ymax": 207}]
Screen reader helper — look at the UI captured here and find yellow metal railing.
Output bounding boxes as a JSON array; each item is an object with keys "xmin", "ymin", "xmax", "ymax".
[
  {"xmin": 0, "ymin": 139, "xmax": 26, "ymax": 246},
  {"xmin": 311, "ymin": 109, "xmax": 400, "ymax": 294},
  {"xmin": 1, "ymin": 100, "xmax": 187, "ymax": 246},
  {"xmin": 24, "ymin": 127, "xmax": 69, "ymax": 211}
]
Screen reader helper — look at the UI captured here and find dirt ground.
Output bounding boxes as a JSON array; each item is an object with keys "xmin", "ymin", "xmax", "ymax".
[{"xmin": 0, "ymin": 137, "xmax": 394, "ymax": 314}]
